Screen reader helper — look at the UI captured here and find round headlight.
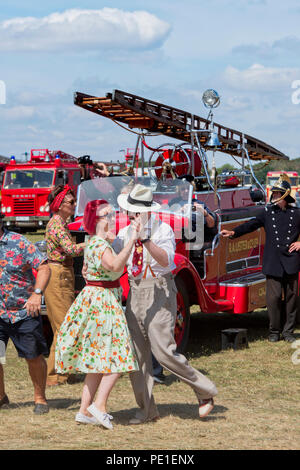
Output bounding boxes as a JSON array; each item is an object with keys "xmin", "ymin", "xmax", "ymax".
[
  {"xmin": 6, "ymin": 206, "xmax": 11, "ymax": 213},
  {"xmin": 202, "ymin": 89, "xmax": 220, "ymax": 109},
  {"xmin": 1, "ymin": 207, "xmax": 6, "ymax": 213},
  {"xmin": 39, "ymin": 205, "xmax": 45, "ymax": 212}
]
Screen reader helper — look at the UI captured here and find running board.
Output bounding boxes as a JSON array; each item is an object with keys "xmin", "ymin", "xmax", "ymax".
[{"xmin": 219, "ymin": 272, "xmax": 265, "ymax": 287}]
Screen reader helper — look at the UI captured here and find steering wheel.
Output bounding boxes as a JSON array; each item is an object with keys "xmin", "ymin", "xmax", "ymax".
[{"xmin": 148, "ymin": 144, "xmax": 191, "ymax": 182}]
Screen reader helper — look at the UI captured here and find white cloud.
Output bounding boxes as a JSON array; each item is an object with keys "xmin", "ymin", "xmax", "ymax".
[
  {"xmin": 0, "ymin": 8, "xmax": 171, "ymax": 53},
  {"xmin": 225, "ymin": 95, "xmax": 252, "ymax": 110},
  {"xmin": 3, "ymin": 105, "xmax": 36, "ymax": 120},
  {"xmin": 224, "ymin": 64, "xmax": 300, "ymax": 92},
  {"xmin": 232, "ymin": 36, "xmax": 300, "ymax": 59}
]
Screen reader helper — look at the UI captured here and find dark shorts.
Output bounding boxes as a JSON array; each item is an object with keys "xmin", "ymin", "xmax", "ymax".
[{"xmin": 0, "ymin": 316, "xmax": 49, "ymax": 360}]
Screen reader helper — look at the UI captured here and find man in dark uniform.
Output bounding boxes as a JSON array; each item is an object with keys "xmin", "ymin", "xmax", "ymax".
[{"xmin": 221, "ymin": 174, "xmax": 300, "ymax": 343}]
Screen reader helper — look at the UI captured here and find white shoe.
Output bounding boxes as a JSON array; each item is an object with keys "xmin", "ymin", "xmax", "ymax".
[
  {"xmin": 87, "ymin": 404, "xmax": 113, "ymax": 430},
  {"xmin": 75, "ymin": 412, "xmax": 99, "ymax": 425}
]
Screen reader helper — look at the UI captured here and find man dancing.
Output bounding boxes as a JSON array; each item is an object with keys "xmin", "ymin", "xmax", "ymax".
[{"xmin": 115, "ymin": 184, "xmax": 217, "ymax": 424}]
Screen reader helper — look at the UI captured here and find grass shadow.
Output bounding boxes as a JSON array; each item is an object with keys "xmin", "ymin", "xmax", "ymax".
[
  {"xmin": 185, "ymin": 309, "xmax": 271, "ymax": 357},
  {"xmin": 4, "ymin": 398, "xmax": 80, "ymax": 410},
  {"xmin": 114, "ymin": 402, "xmax": 227, "ymax": 425}
]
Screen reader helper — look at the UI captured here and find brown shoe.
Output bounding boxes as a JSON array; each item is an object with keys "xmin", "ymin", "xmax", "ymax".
[
  {"xmin": 0, "ymin": 394, "xmax": 9, "ymax": 408},
  {"xmin": 67, "ymin": 374, "xmax": 85, "ymax": 385},
  {"xmin": 198, "ymin": 398, "xmax": 214, "ymax": 418}
]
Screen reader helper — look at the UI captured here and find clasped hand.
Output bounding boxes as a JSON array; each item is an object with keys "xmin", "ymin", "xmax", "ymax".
[
  {"xmin": 130, "ymin": 215, "xmax": 146, "ymax": 241},
  {"xmin": 182, "ymin": 202, "xmax": 206, "ymax": 216}
]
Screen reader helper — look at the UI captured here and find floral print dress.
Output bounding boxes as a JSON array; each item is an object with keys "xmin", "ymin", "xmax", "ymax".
[{"xmin": 55, "ymin": 237, "xmax": 138, "ymax": 374}]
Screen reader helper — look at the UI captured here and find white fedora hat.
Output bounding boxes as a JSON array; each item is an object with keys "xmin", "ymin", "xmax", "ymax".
[{"xmin": 117, "ymin": 184, "xmax": 161, "ymax": 213}]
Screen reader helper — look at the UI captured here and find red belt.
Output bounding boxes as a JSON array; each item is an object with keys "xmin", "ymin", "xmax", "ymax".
[{"xmin": 86, "ymin": 280, "xmax": 120, "ymax": 288}]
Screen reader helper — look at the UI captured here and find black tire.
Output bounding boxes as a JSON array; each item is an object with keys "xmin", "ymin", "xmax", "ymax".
[
  {"xmin": 174, "ymin": 276, "xmax": 190, "ymax": 353},
  {"xmin": 296, "ymin": 294, "xmax": 300, "ymax": 326}
]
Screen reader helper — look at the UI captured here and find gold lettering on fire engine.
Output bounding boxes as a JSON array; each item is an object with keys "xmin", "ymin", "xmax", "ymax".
[
  {"xmin": 228, "ymin": 238, "xmax": 259, "ymax": 253},
  {"xmin": 259, "ymin": 287, "xmax": 266, "ymax": 297}
]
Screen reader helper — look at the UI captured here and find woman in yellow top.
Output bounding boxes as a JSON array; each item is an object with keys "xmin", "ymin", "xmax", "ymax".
[{"xmin": 44, "ymin": 184, "xmax": 85, "ymax": 386}]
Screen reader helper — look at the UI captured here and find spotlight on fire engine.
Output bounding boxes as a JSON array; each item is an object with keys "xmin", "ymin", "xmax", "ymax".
[
  {"xmin": 202, "ymin": 89, "xmax": 220, "ymax": 109},
  {"xmin": 202, "ymin": 89, "xmax": 221, "ymax": 148}
]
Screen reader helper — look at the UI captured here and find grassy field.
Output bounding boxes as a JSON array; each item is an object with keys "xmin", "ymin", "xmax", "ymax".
[
  {"xmin": 1, "ymin": 231, "xmax": 299, "ymax": 450},
  {"xmin": 1, "ymin": 309, "xmax": 299, "ymax": 450}
]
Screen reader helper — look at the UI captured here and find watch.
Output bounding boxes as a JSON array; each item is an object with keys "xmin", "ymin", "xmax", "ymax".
[
  {"xmin": 34, "ymin": 288, "xmax": 42, "ymax": 295},
  {"xmin": 141, "ymin": 238, "xmax": 150, "ymax": 244}
]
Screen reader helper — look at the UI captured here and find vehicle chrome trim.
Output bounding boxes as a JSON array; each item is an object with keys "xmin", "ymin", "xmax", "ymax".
[{"xmin": 219, "ymin": 273, "xmax": 265, "ymax": 287}]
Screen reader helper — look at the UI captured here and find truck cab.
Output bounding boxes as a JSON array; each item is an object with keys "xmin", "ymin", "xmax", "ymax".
[{"xmin": 1, "ymin": 149, "xmax": 81, "ymax": 230}]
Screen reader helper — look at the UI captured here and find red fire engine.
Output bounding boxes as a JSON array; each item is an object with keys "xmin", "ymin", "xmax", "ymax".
[
  {"xmin": 68, "ymin": 89, "xmax": 291, "ymax": 351},
  {"xmin": 1, "ymin": 149, "xmax": 82, "ymax": 230},
  {"xmin": 0, "ymin": 159, "xmax": 9, "ymax": 209}
]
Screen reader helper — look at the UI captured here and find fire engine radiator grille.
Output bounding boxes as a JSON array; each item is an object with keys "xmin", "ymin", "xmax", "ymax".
[{"xmin": 13, "ymin": 199, "xmax": 35, "ymax": 215}]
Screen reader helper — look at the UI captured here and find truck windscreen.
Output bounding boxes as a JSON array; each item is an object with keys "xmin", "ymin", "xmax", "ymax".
[
  {"xmin": 3, "ymin": 170, "xmax": 55, "ymax": 189},
  {"xmin": 268, "ymin": 176, "xmax": 298, "ymax": 187}
]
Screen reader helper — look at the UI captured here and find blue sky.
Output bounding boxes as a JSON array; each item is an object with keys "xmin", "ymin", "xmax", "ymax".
[{"xmin": 1, "ymin": 0, "xmax": 300, "ymax": 167}]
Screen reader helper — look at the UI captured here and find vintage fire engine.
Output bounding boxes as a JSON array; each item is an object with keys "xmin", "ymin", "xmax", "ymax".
[
  {"xmin": 266, "ymin": 170, "xmax": 299, "ymax": 200},
  {"xmin": 1, "ymin": 149, "xmax": 82, "ymax": 230},
  {"xmin": 0, "ymin": 157, "xmax": 9, "ymax": 210},
  {"xmin": 68, "ymin": 89, "xmax": 290, "ymax": 351}
]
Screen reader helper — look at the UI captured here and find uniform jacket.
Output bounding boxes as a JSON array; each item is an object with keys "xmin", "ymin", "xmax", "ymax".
[{"xmin": 233, "ymin": 204, "xmax": 300, "ymax": 277}]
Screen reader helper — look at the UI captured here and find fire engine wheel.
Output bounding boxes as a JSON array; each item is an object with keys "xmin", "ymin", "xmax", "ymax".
[
  {"xmin": 174, "ymin": 276, "xmax": 190, "ymax": 353},
  {"xmin": 148, "ymin": 144, "xmax": 191, "ymax": 182}
]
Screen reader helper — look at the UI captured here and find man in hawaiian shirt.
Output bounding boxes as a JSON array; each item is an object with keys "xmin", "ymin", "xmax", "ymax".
[{"xmin": 0, "ymin": 214, "xmax": 51, "ymax": 414}]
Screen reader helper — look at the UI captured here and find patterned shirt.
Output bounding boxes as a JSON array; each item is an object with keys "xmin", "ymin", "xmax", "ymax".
[
  {"xmin": 0, "ymin": 229, "xmax": 46, "ymax": 323},
  {"xmin": 45, "ymin": 214, "xmax": 84, "ymax": 262}
]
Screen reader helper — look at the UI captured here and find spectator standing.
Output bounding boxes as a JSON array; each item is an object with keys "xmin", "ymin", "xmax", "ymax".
[
  {"xmin": 221, "ymin": 175, "xmax": 300, "ymax": 342},
  {"xmin": 44, "ymin": 185, "xmax": 85, "ymax": 386},
  {"xmin": 0, "ymin": 214, "xmax": 50, "ymax": 414}
]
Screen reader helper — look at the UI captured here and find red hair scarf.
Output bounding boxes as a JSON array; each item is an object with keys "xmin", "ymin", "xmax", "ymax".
[{"xmin": 50, "ymin": 185, "xmax": 72, "ymax": 213}]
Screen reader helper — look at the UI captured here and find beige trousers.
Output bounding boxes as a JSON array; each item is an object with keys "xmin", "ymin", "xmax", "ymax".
[
  {"xmin": 44, "ymin": 263, "xmax": 75, "ymax": 383},
  {"xmin": 126, "ymin": 273, "xmax": 218, "ymax": 421}
]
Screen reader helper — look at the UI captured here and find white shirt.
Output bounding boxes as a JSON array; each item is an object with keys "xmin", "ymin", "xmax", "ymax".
[{"xmin": 114, "ymin": 215, "xmax": 176, "ymax": 280}]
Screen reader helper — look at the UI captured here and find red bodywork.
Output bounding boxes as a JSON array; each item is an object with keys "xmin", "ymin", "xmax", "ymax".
[
  {"xmin": 69, "ymin": 178, "xmax": 265, "ymax": 319},
  {"xmin": 0, "ymin": 162, "xmax": 8, "ymax": 207},
  {"xmin": 1, "ymin": 149, "xmax": 81, "ymax": 229}
]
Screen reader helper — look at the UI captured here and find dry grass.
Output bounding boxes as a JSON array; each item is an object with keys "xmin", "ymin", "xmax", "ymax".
[
  {"xmin": 2, "ymin": 231, "xmax": 298, "ymax": 450},
  {"xmin": 1, "ymin": 308, "xmax": 299, "ymax": 450}
]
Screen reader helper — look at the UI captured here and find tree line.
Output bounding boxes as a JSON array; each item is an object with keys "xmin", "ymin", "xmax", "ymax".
[{"xmin": 217, "ymin": 158, "xmax": 300, "ymax": 184}]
